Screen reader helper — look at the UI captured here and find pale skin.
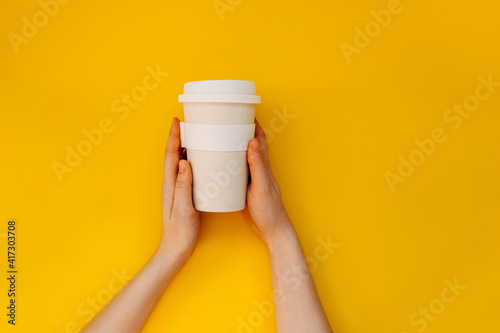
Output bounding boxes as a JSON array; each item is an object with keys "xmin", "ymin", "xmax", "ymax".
[{"xmin": 81, "ymin": 117, "xmax": 332, "ymax": 333}]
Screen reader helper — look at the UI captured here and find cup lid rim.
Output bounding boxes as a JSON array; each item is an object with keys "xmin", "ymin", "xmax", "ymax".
[{"xmin": 178, "ymin": 80, "xmax": 260, "ymax": 104}]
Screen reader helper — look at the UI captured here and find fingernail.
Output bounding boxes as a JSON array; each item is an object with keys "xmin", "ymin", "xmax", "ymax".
[{"xmin": 179, "ymin": 160, "xmax": 186, "ymax": 173}]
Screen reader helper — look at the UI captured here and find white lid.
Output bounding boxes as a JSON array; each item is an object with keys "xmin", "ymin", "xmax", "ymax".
[{"xmin": 178, "ymin": 80, "xmax": 261, "ymax": 104}]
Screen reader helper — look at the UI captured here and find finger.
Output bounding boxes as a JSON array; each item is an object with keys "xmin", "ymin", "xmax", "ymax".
[
  {"xmin": 162, "ymin": 117, "xmax": 182, "ymax": 216},
  {"xmin": 166, "ymin": 117, "xmax": 182, "ymax": 157},
  {"xmin": 254, "ymin": 119, "xmax": 270, "ymax": 166},
  {"xmin": 172, "ymin": 160, "xmax": 195, "ymax": 216},
  {"xmin": 247, "ymin": 138, "xmax": 273, "ymax": 191}
]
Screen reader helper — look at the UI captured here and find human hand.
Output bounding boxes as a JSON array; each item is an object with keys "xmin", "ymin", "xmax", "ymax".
[
  {"xmin": 247, "ymin": 120, "xmax": 332, "ymax": 333},
  {"xmin": 246, "ymin": 120, "xmax": 292, "ymax": 244},
  {"xmin": 157, "ymin": 117, "xmax": 200, "ymax": 263}
]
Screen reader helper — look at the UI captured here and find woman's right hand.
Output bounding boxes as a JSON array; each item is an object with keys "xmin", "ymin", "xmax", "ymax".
[{"xmin": 246, "ymin": 120, "xmax": 293, "ymax": 244}]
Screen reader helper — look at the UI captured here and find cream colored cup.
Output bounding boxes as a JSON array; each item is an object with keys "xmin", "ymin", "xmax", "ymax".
[{"xmin": 178, "ymin": 80, "xmax": 260, "ymax": 212}]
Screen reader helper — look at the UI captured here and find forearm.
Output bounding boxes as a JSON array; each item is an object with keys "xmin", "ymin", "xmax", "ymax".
[
  {"xmin": 265, "ymin": 220, "xmax": 333, "ymax": 333},
  {"xmin": 81, "ymin": 251, "xmax": 187, "ymax": 333}
]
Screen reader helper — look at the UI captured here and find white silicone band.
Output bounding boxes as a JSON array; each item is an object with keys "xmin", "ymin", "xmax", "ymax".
[
  {"xmin": 180, "ymin": 122, "xmax": 255, "ymax": 152},
  {"xmin": 178, "ymin": 94, "xmax": 260, "ymax": 104}
]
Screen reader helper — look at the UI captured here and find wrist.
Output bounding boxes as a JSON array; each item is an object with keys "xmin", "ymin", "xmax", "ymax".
[
  {"xmin": 138, "ymin": 250, "xmax": 190, "ymax": 290},
  {"xmin": 153, "ymin": 245, "xmax": 192, "ymax": 272},
  {"xmin": 262, "ymin": 216, "xmax": 297, "ymax": 250}
]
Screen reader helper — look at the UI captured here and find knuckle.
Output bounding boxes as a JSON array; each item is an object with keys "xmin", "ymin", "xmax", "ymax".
[
  {"xmin": 175, "ymin": 178, "xmax": 187, "ymax": 188},
  {"xmin": 173, "ymin": 204, "xmax": 197, "ymax": 220}
]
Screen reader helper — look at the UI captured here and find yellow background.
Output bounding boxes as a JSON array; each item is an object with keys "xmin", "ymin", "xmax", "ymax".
[{"xmin": 1, "ymin": 0, "xmax": 499, "ymax": 332}]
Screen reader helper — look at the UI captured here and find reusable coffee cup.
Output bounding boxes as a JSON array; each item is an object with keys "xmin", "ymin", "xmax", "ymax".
[{"xmin": 178, "ymin": 80, "xmax": 260, "ymax": 212}]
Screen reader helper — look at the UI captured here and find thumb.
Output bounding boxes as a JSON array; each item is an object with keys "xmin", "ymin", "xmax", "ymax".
[
  {"xmin": 247, "ymin": 138, "xmax": 272, "ymax": 190},
  {"xmin": 173, "ymin": 160, "xmax": 194, "ymax": 209}
]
